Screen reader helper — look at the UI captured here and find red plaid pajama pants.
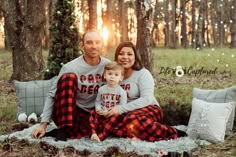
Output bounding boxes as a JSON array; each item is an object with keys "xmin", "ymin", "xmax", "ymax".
[
  {"xmin": 98, "ymin": 105, "xmax": 178, "ymax": 142},
  {"xmin": 51, "ymin": 73, "xmax": 91, "ymax": 139},
  {"xmin": 89, "ymin": 110, "xmax": 124, "ymax": 140},
  {"xmin": 90, "ymin": 110, "xmax": 107, "ymax": 135}
]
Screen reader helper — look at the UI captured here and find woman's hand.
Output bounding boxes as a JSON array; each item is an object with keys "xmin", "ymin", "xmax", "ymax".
[
  {"xmin": 105, "ymin": 106, "xmax": 119, "ymax": 118},
  {"xmin": 31, "ymin": 122, "xmax": 47, "ymax": 139}
]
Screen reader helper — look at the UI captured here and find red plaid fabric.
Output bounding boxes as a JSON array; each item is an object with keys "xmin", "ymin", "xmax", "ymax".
[
  {"xmin": 98, "ymin": 105, "xmax": 178, "ymax": 142},
  {"xmin": 52, "ymin": 73, "xmax": 91, "ymax": 139},
  {"xmin": 90, "ymin": 110, "xmax": 123, "ymax": 140},
  {"xmin": 90, "ymin": 110, "xmax": 104, "ymax": 134},
  {"xmin": 123, "ymin": 105, "xmax": 178, "ymax": 141}
]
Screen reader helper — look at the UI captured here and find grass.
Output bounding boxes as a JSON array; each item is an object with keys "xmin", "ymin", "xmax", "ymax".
[
  {"xmin": 0, "ymin": 49, "xmax": 49, "ymax": 133},
  {"xmin": 0, "ymin": 50, "xmax": 16, "ymax": 134},
  {"xmin": 154, "ymin": 48, "xmax": 236, "ymax": 105},
  {"xmin": 0, "ymin": 49, "xmax": 12, "ymax": 80},
  {"xmin": 0, "ymin": 48, "xmax": 236, "ymax": 156}
]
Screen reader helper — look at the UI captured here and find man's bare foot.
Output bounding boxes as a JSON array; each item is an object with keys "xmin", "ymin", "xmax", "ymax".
[{"xmin": 91, "ymin": 134, "xmax": 101, "ymax": 142}]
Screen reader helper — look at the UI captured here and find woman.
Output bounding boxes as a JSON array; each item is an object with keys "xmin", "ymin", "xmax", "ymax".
[{"xmin": 98, "ymin": 41, "xmax": 185, "ymax": 142}]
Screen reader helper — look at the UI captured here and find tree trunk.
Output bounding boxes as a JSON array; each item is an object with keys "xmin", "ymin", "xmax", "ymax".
[
  {"xmin": 0, "ymin": 9, "xmax": 10, "ymax": 50},
  {"xmin": 230, "ymin": 0, "xmax": 236, "ymax": 48},
  {"xmin": 211, "ymin": 0, "xmax": 217, "ymax": 47},
  {"xmin": 106, "ymin": 0, "xmax": 114, "ymax": 49},
  {"xmin": 191, "ymin": 0, "xmax": 196, "ymax": 48},
  {"xmin": 1, "ymin": 0, "xmax": 46, "ymax": 81},
  {"xmin": 136, "ymin": 0, "xmax": 153, "ymax": 73},
  {"xmin": 206, "ymin": 1, "xmax": 211, "ymax": 47},
  {"xmin": 119, "ymin": 0, "xmax": 128, "ymax": 43},
  {"xmin": 164, "ymin": 0, "xmax": 170, "ymax": 47},
  {"xmin": 151, "ymin": 0, "xmax": 160, "ymax": 47},
  {"xmin": 180, "ymin": 0, "xmax": 187, "ymax": 48},
  {"xmin": 3, "ymin": 18, "xmax": 11, "ymax": 50},
  {"xmin": 218, "ymin": 0, "xmax": 224, "ymax": 48},
  {"xmin": 202, "ymin": 0, "xmax": 207, "ymax": 47},
  {"xmin": 170, "ymin": 0, "xmax": 177, "ymax": 48},
  {"xmin": 196, "ymin": 0, "xmax": 204, "ymax": 49},
  {"xmin": 88, "ymin": 0, "xmax": 97, "ymax": 30},
  {"xmin": 43, "ymin": 0, "xmax": 52, "ymax": 49}
]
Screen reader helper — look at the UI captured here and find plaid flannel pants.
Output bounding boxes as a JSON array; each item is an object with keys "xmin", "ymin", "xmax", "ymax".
[
  {"xmin": 51, "ymin": 73, "xmax": 91, "ymax": 139},
  {"xmin": 98, "ymin": 105, "xmax": 178, "ymax": 142},
  {"xmin": 89, "ymin": 110, "xmax": 124, "ymax": 140}
]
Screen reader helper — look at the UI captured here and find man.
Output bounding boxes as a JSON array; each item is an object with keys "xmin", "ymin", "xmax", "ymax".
[{"xmin": 31, "ymin": 30, "xmax": 110, "ymax": 141}]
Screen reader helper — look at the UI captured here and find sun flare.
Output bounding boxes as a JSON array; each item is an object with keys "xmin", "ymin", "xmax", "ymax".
[{"xmin": 102, "ymin": 27, "xmax": 109, "ymax": 45}]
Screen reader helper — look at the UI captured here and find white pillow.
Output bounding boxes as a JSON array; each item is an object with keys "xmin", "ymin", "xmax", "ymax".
[
  {"xmin": 192, "ymin": 86, "xmax": 236, "ymax": 135},
  {"xmin": 187, "ymin": 98, "xmax": 233, "ymax": 143}
]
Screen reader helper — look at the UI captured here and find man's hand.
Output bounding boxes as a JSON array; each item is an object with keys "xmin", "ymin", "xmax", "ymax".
[{"xmin": 31, "ymin": 122, "xmax": 47, "ymax": 139}]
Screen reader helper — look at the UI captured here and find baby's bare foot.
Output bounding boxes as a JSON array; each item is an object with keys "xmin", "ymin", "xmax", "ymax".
[
  {"xmin": 91, "ymin": 134, "xmax": 101, "ymax": 142},
  {"xmin": 131, "ymin": 137, "xmax": 140, "ymax": 141}
]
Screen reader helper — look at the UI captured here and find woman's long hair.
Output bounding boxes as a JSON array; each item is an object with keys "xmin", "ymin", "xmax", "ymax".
[{"xmin": 114, "ymin": 42, "xmax": 143, "ymax": 70}]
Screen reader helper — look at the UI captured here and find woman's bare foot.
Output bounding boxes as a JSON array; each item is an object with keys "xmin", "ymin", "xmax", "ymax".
[{"xmin": 91, "ymin": 134, "xmax": 101, "ymax": 142}]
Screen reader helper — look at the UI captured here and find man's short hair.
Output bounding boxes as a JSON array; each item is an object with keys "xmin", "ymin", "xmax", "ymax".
[{"xmin": 81, "ymin": 29, "xmax": 102, "ymax": 43}]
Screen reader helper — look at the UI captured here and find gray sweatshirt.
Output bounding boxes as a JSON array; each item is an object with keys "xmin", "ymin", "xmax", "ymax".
[
  {"xmin": 95, "ymin": 85, "xmax": 127, "ymax": 110},
  {"xmin": 118, "ymin": 68, "xmax": 159, "ymax": 114},
  {"xmin": 41, "ymin": 56, "xmax": 110, "ymax": 122}
]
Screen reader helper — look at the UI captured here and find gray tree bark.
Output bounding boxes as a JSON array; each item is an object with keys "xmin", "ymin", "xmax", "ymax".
[
  {"xmin": 0, "ymin": 0, "xmax": 46, "ymax": 81},
  {"xmin": 170, "ymin": 0, "xmax": 177, "ymax": 48},
  {"xmin": 164, "ymin": 0, "xmax": 170, "ymax": 47},
  {"xmin": 88, "ymin": 0, "xmax": 97, "ymax": 30},
  {"xmin": 106, "ymin": 0, "xmax": 114, "ymax": 49},
  {"xmin": 218, "ymin": 0, "xmax": 225, "ymax": 48},
  {"xmin": 191, "ymin": 0, "xmax": 196, "ymax": 48},
  {"xmin": 231, "ymin": 0, "xmax": 236, "ymax": 48},
  {"xmin": 196, "ymin": 0, "xmax": 205, "ymax": 49},
  {"xmin": 43, "ymin": 0, "xmax": 54, "ymax": 49},
  {"xmin": 119, "ymin": 0, "xmax": 128, "ymax": 43},
  {"xmin": 151, "ymin": 0, "xmax": 160, "ymax": 47},
  {"xmin": 180, "ymin": 0, "xmax": 187, "ymax": 48},
  {"xmin": 136, "ymin": 0, "xmax": 153, "ymax": 73},
  {"xmin": 0, "ymin": 4, "xmax": 10, "ymax": 49}
]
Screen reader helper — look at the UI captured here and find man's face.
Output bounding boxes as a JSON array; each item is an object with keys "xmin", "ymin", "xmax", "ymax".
[{"xmin": 81, "ymin": 32, "xmax": 103, "ymax": 59}]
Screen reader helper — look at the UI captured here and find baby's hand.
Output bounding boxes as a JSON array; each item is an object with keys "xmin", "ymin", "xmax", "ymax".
[
  {"xmin": 91, "ymin": 134, "xmax": 101, "ymax": 142},
  {"xmin": 95, "ymin": 109, "xmax": 103, "ymax": 115},
  {"xmin": 96, "ymin": 109, "xmax": 108, "ymax": 116}
]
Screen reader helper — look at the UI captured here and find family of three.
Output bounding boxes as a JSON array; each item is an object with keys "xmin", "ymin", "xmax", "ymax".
[{"xmin": 31, "ymin": 30, "xmax": 186, "ymax": 142}]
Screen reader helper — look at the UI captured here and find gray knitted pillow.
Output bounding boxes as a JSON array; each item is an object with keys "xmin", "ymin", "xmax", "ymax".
[
  {"xmin": 14, "ymin": 77, "xmax": 57, "ymax": 117},
  {"xmin": 192, "ymin": 85, "xmax": 236, "ymax": 135}
]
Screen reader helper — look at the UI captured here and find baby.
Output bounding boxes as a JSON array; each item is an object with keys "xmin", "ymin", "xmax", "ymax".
[{"xmin": 89, "ymin": 61, "xmax": 127, "ymax": 142}]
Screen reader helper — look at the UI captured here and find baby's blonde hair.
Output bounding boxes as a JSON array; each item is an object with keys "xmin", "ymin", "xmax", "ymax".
[{"xmin": 104, "ymin": 61, "xmax": 124, "ymax": 75}]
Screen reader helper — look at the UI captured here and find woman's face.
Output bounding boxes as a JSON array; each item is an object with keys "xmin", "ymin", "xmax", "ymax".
[{"xmin": 117, "ymin": 47, "xmax": 135, "ymax": 69}]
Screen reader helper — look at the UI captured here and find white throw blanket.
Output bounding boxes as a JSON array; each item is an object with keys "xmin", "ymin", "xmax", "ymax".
[{"xmin": 0, "ymin": 123, "xmax": 210, "ymax": 156}]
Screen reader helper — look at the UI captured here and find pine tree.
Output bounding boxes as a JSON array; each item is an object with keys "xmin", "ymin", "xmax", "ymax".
[{"xmin": 44, "ymin": 0, "xmax": 81, "ymax": 79}]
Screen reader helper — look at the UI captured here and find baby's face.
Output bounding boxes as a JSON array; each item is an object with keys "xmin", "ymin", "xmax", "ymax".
[{"xmin": 104, "ymin": 69, "xmax": 123, "ymax": 87}]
